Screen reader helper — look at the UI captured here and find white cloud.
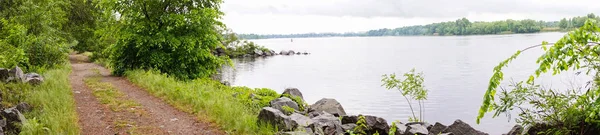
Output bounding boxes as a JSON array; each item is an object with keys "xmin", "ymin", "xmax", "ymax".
[{"xmin": 220, "ymin": 0, "xmax": 600, "ymax": 34}]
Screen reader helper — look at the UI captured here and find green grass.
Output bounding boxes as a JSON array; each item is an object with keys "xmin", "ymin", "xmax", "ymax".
[
  {"xmin": 0, "ymin": 63, "xmax": 80, "ymax": 135},
  {"xmin": 84, "ymin": 74, "xmax": 142, "ymax": 114},
  {"xmin": 125, "ymin": 70, "xmax": 278, "ymax": 134}
]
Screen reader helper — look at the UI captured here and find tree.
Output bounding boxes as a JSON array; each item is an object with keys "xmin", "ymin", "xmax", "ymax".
[
  {"xmin": 559, "ymin": 18, "xmax": 569, "ymax": 29},
  {"xmin": 381, "ymin": 69, "xmax": 428, "ymax": 122},
  {"xmin": 477, "ymin": 19, "xmax": 600, "ymax": 134},
  {"xmin": 0, "ymin": 0, "xmax": 71, "ymax": 71},
  {"xmin": 98, "ymin": 0, "xmax": 227, "ymax": 79}
]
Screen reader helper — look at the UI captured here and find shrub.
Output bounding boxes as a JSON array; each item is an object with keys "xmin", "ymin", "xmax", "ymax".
[
  {"xmin": 381, "ymin": 68, "xmax": 428, "ymax": 122},
  {"xmin": 477, "ymin": 19, "xmax": 600, "ymax": 134},
  {"xmin": 102, "ymin": 0, "xmax": 227, "ymax": 80}
]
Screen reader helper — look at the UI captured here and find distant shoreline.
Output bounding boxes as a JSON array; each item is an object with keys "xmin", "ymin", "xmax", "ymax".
[{"xmin": 242, "ymin": 30, "xmax": 571, "ymax": 40}]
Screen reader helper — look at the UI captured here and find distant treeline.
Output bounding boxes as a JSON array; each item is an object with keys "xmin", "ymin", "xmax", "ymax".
[{"xmin": 238, "ymin": 13, "xmax": 600, "ymax": 39}]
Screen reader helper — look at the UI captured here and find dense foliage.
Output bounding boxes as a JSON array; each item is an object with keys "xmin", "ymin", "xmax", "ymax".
[
  {"xmin": 559, "ymin": 13, "xmax": 600, "ymax": 29},
  {"xmin": 238, "ymin": 14, "xmax": 600, "ymax": 39},
  {"xmin": 0, "ymin": 0, "xmax": 72, "ymax": 71},
  {"xmin": 97, "ymin": 0, "xmax": 227, "ymax": 79},
  {"xmin": 381, "ymin": 69, "xmax": 428, "ymax": 122},
  {"xmin": 477, "ymin": 19, "xmax": 600, "ymax": 134}
]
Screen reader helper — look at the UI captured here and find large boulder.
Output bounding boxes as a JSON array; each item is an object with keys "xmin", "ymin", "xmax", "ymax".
[
  {"xmin": 406, "ymin": 123, "xmax": 429, "ymax": 135},
  {"xmin": 287, "ymin": 50, "xmax": 295, "ymax": 55},
  {"xmin": 276, "ymin": 131, "xmax": 311, "ymax": 135},
  {"xmin": 290, "ymin": 113, "xmax": 313, "ymax": 127},
  {"xmin": 341, "ymin": 115, "xmax": 358, "ymax": 124},
  {"xmin": 254, "ymin": 49, "xmax": 264, "ymax": 56},
  {"xmin": 2, "ymin": 107, "xmax": 26, "ymax": 134},
  {"xmin": 0, "ymin": 68, "xmax": 8, "ymax": 82},
  {"xmin": 363, "ymin": 115, "xmax": 390, "ymax": 134},
  {"xmin": 392, "ymin": 121, "xmax": 409, "ymax": 135},
  {"xmin": 428, "ymin": 122, "xmax": 447, "ymax": 135},
  {"xmin": 257, "ymin": 107, "xmax": 298, "ymax": 131},
  {"xmin": 442, "ymin": 120, "xmax": 488, "ymax": 135},
  {"xmin": 15, "ymin": 102, "xmax": 31, "ymax": 113},
  {"xmin": 505, "ymin": 125, "xmax": 523, "ymax": 135},
  {"xmin": 309, "ymin": 98, "xmax": 346, "ymax": 117},
  {"xmin": 341, "ymin": 123, "xmax": 357, "ymax": 132},
  {"xmin": 282, "ymin": 88, "xmax": 304, "ymax": 101},
  {"xmin": 7, "ymin": 66, "xmax": 24, "ymax": 82},
  {"xmin": 280, "ymin": 50, "xmax": 288, "ymax": 55},
  {"xmin": 24, "ymin": 73, "xmax": 44, "ymax": 85},
  {"xmin": 270, "ymin": 97, "xmax": 300, "ymax": 113},
  {"xmin": 308, "ymin": 112, "xmax": 344, "ymax": 135}
]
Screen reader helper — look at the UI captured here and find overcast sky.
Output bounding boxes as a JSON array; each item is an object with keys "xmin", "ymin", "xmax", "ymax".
[{"xmin": 221, "ymin": 0, "xmax": 600, "ymax": 34}]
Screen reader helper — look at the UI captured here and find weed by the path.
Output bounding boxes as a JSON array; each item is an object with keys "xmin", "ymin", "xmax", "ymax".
[
  {"xmin": 0, "ymin": 63, "xmax": 80, "ymax": 134},
  {"xmin": 126, "ymin": 70, "xmax": 277, "ymax": 134},
  {"xmin": 84, "ymin": 74, "xmax": 143, "ymax": 114}
]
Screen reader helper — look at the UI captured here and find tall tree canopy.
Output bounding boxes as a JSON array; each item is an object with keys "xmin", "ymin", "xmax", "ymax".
[{"xmin": 98, "ymin": 0, "xmax": 227, "ymax": 79}]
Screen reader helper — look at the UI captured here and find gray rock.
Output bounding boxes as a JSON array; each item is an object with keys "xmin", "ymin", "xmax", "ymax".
[
  {"xmin": 341, "ymin": 123, "xmax": 357, "ymax": 132},
  {"xmin": 280, "ymin": 50, "xmax": 288, "ymax": 55},
  {"xmin": 270, "ymin": 97, "xmax": 300, "ymax": 114},
  {"xmin": 254, "ymin": 49, "xmax": 264, "ymax": 56},
  {"xmin": 290, "ymin": 113, "xmax": 313, "ymax": 127},
  {"xmin": 276, "ymin": 131, "xmax": 311, "ymax": 135},
  {"xmin": 296, "ymin": 52, "xmax": 301, "ymax": 55},
  {"xmin": 24, "ymin": 73, "xmax": 44, "ymax": 85},
  {"xmin": 16, "ymin": 102, "xmax": 31, "ymax": 113},
  {"xmin": 428, "ymin": 122, "xmax": 447, "ymax": 135},
  {"xmin": 287, "ymin": 50, "xmax": 296, "ymax": 55},
  {"xmin": 258, "ymin": 107, "xmax": 298, "ymax": 131},
  {"xmin": 341, "ymin": 115, "xmax": 358, "ymax": 124},
  {"xmin": 0, "ymin": 68, "xmax": 8, "ymax": 82},
  {"xmin": 407, "ymin": 124, "xmax": 429, "ymax": 135},
  {"xmin": 7, "ymin": 66, "xmax": 24, "ymax": 82},
  {"xmin": 505, "ymin": 125, "xmax": 523, "ymax": 135},
  {"xmin": 392, "ymin": 121, "xmax": 408, "ymax": 135},
  {"xmin": 363, "ymin": 115, "xmax": 390, "ymax": 134},
  {"xmin": 309, "ymin": 112, "xmax": 344, "ymax": 135},
  {"xmin": 2, "ymin": 107, "xmax": 26, "ymax": 133},
  {"xmin": 308, "ymin": 111, "xmax": 332, "ymax": 118},
  {"xmin": 282, "ymin": 88, "xmax": 304, "ymax": 101},
  {"xmin": 442, "ymin": 120, "xmax": 488, "ymax": 135},
  {"xmin": 310, "ymin": 98, "xmax": 346, "ymax": 117},
  {"xmin": 407, "ymin": 122, "xmax": 433, "ymax": 130},
  {"xmin": 302, "ymin": 52, "xmax": 309, "ymax": 55}
]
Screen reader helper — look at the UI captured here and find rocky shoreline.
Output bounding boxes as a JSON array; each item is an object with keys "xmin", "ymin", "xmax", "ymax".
[
  {"xmin": 214, "ymin": 47, "xmax": 310, "ymax": 58},
  {"xmin": 256, "ymin": 88, "xmax": 524, "ymax": 135},
  {"xmin": 0, "ymin": 66, "xmax": 44, "ymax": 134}
]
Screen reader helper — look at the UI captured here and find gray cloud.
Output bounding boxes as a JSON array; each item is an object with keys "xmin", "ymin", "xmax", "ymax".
[{"xmin": 222, "ymin": 0, "xmax": 600, "ymax": 19}]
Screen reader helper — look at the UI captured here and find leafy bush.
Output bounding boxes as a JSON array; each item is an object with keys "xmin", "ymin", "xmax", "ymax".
[
  {"xmin": 0, "ymin": 0, "xmax": 70, "ymax": 71},
  {"xmin": 281, "ymin": 105, "xmax": 295, "ymax": 115},
  {"xmin": 352, "ymin": 115, "xmax": 369, "ymax": 135},
  {"xmin": 101, "ymin": 0, "xmax": 227, "ymax": 80},
  {"xmin": 381, "ymin": 68, "xmax": 428, "ymax": 122},
  {"xmin": 477, "ymin": 19, "xmax": 600, "ymax": 134}
]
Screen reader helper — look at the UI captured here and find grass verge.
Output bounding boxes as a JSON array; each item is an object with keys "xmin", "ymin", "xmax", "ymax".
[
  {"xmin": 0, "ymin": 63, "xmax": 80, "ymax": 135},
  {"xmin": 125, "ymin": 70, "xmax": 278, "ymax": 134}
]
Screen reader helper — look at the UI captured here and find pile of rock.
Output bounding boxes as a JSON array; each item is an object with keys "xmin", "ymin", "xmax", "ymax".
[
  {"xmin": 0, "ymin": 66, "xmax": 44, "ymax": 85},
  {"xmin": 279, "ymin": 50, "xmax": 309, "ymax": 56},
  {"xmin": 1, "ymin": 102, "xmax": 31, "ymax": 134},
  {"xmin": 257, "ymin": 88, "xmax": 522, "ymax": 135}
]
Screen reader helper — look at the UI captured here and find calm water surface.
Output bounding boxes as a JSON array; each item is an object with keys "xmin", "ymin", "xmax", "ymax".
[{"xmin": 220, "ymin": 32, "xmax": 592, "ymax": 134}]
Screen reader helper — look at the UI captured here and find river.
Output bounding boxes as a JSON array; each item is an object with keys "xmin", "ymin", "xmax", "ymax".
[{"xmin": 219, "ymin": 32, "xmax": 592, "ymax": 134}]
